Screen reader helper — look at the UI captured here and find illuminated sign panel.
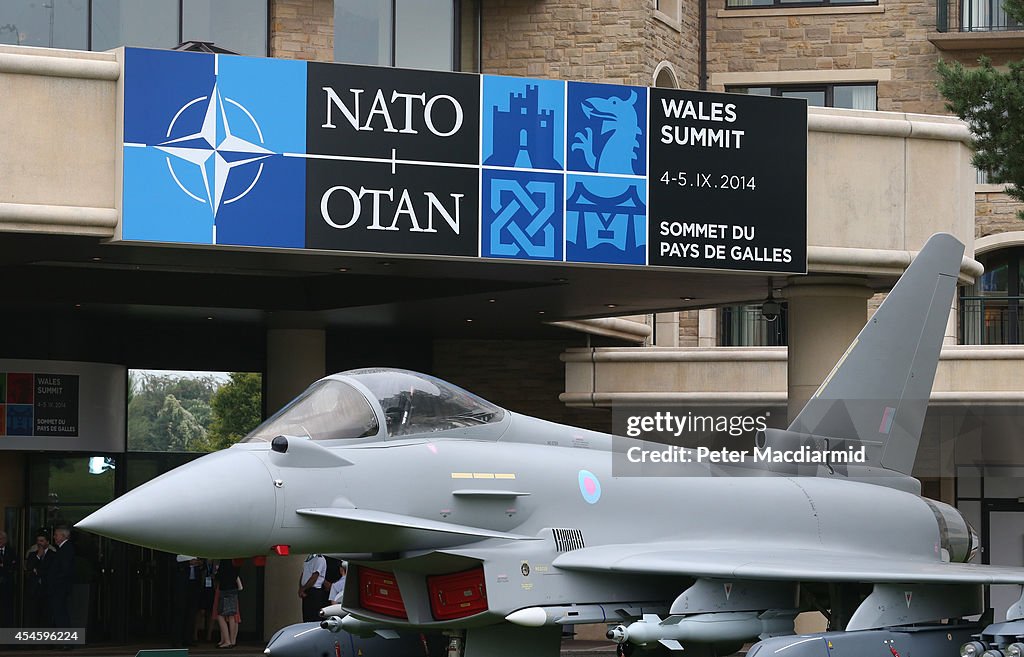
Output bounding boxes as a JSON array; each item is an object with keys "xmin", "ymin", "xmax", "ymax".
[
  {"xmin": 648, "ymin": 89, "xmax": 807, "ymax": 271},
  {"xmin": 121, "ymin": 48, "xmax": 806, "ymax": 273}
]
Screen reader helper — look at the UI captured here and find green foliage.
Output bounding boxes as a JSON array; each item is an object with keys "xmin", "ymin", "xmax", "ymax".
[
  {"xmin": 154, "ymin": 394, "xmax": 207, "ymax": 452},
  {"xmin": 127, "ymin": 371, "xmax": 263, "ymax": 453},
  {"xmin": 937, "ymin": 34, "xmax": 1024, "ymax": 218},
  {"xmin": 1009, "ymin": 0, "xmax": 1024, "ymax": 23},
  {"xmin": 206, "ymin": 372, "xmax": 263, "ymax": 451}
]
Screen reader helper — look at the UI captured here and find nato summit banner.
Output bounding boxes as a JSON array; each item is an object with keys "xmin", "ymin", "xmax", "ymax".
[{"xmin": 120, "ymin": 48, "xmax": 806, "ymax": 273}]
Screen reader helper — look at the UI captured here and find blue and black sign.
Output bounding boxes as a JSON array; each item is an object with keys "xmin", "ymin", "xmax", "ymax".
[
  {"xmin": 121, "ymin": 48, "xmax": 806, "ymax": 273},
  {"xmin": 305, "ymin": 63, "xmax": 480, "ymax": 256},
  {"xmin": 648, "ymin": 88, "xmax": 807, "ymax": 271}
]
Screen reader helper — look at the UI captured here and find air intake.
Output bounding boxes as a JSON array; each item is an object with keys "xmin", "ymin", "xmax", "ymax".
[{"xmin": 552, "ymin": 528, "xmax": 585, "ymax": 552}]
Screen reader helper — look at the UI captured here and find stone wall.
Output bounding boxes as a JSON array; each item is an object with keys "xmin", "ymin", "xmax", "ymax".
[
  {"xmin": 706, "ymin": 0, "xmax": 943, "ymax": 113},
  {"xmin": 270, "ymin": 0, "xmax": 334, "ymax": 61},
  {"xmin": 977, "ymin": 187, "xmax": 1024, "ymax": 238},
  {"xmin": 647, "ymin": 1, "xmax": 702, "ymax": 88},
  {"xmin": 706, "ymin": 0, "xmax": 1024, "ymax": 115},
  {"xmin": 679, "ymin": 309, "xmax": 700, "ymax": 346},
  {"xmin": 481, "ymin": 0, "xmax": 698, "ymax": 86}
]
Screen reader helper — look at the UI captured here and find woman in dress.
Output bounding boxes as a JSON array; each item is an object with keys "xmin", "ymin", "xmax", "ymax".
[{"xmin": 213, "ymin": 559, "xmax": 241, "ymax": 648}]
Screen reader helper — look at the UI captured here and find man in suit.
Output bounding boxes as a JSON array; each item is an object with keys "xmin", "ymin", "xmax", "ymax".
[
  {"xmin": 170, "ymin": 555, "xmax": 204, "ymax": 648},
  {"xmin": 48, "ymin": 526, "xmax": 74, "ymax": 630},
  {"xmin": 0, "ymin": 530, "xmax": 17, "ymax": 628}
]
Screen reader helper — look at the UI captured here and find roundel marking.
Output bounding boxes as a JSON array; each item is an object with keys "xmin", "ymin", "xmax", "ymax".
[{"xmin": 578, "ymin": 469, "xmax": 601, "ymax": 504}]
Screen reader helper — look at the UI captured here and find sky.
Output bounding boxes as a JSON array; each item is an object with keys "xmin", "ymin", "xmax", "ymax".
[{"xmin": 130, "ymin": 369, "xmax": 232, "ymax": 385}]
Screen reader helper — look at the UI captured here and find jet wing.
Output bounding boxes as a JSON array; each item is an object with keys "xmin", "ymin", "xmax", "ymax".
[
  {"xmin": 552, "ymin": 542, "xmax": 1024, "ymax": 585},
  {"xmin": 296, "ymin": 507, "xmax": 540, "ymax": 552}
]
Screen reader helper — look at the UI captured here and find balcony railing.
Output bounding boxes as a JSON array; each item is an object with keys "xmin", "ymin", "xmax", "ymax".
[
  {"xmin": 938, "ymin": 0, "xmax": 1023, "ymax": 32},
  {"xmin": 960, "ymin": 296, "xmax": 1024, "ymax": 345}
]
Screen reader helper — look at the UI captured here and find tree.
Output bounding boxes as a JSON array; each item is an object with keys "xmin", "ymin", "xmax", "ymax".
[
  {"xmin": 937, "ymin": 0, "xmax": 1024, "ymax": 219},
  {"xmin": 206, "ymin": 372, "xmax": 263, "ymax": 451},
  {"xmin": 127, "ymin": 372, "xmax": 219, "ymax": 451},
  {"xmin": 153, "ymin": 394, "xmax": 207, "ymax": 452}
]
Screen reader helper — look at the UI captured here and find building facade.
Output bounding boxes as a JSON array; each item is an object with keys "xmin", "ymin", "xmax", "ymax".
[{"xmin": 0, "ymin": 0, "xmax": 1021, "ymax": 647}]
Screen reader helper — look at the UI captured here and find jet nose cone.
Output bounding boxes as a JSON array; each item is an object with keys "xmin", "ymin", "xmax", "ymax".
[{"xmin": 78, "ymin": 449, "xmax": 277, "ymax": 557}]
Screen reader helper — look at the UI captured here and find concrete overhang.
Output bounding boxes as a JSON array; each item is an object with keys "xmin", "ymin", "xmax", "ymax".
[
  {"xmin": 929, "ymin": 30, "xmax": 1024, "ymax": 50},
  {"xmin": 561, "ymin": 345, "xmax": 1024, "ymax": 407},
  {"xmin": 0, "ymin": 45, "xmax": 982, "ymax": 337}
]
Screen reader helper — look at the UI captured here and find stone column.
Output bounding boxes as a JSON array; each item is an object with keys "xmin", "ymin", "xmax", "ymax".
[
  {"xmin": 654, "ymin": 312, "xmax": 680, "ymax": 347},
  {"xmin": 263, "ymin": 322, "xmax": 326, "ymax": 641},
  {"xmin": 787, "ymin": 278, "xmax": 872, "ymax": 636},
  {"xmin": 784, "ymin": 276, "xmax": 873, "ymax": 423},
  {"xmin": 697, "ymin": 308, "xmax": 717, "ymax": 347}
]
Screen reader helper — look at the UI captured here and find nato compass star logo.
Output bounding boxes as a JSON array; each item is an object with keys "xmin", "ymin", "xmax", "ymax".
[{"xmin": 157, "ymin": 83, "xmax": 273, "ymax": 218}]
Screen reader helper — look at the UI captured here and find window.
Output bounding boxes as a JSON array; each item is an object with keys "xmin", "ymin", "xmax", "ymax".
[
  {"xmin": 654, "ymin": 62, "xmax": 679, "ymax": 88},
  {"xmin": 720, "ymin": 303, "xmax": 788, "ymax": 346},
  {"xmin": 726, "ymin": 0, "xmax": 874, "ymax": 7},
  {"xmin": 655, "ymin": 0, "xmax": 682, "ymax": 23},
  {"xmin": 0, "ymin": 0, "xmax": 88, "ymax": 49},
  {"xmin": 0, "ymin": 0, "xmax": 267, "ymax": 55},
  {"xmin": 961, "ymin": 249, "xmax": 1024, "ymax": 344},
  {"xmin": 728, "ymin": 83, "xmax": 877, "ymax": 110},
  {"xmin": 334, "ymin": 0, "xmax": 479, "ymax": 72},
  {"xmin": 91, "ymin": 0, "xmax": 178, "ymax": 51},
  {"xmin": 961, "ymin": 249, "xmax": 1024, "ymax": 345},
  {"xmin": 181, "ymin": 0, "xmax": 267, "ymax": 56},
  {"xmin": 960, "ymin": 0, "xmax": 1022, "ymax": 31},
  {"xmin": 128, "ymin": 370, "xmax": 263, "ymax": 452}
]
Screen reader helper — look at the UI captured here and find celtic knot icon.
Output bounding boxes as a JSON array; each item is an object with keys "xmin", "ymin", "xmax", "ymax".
[{"xmin": 488, "ymin": 179, "xmax": 558, "ymax": 258}]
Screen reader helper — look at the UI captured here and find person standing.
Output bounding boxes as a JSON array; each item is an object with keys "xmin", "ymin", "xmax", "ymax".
[
  {"xmin": 214, "ymin": 559, "xmax": 240, "ymax": 649},
  {"xmin": 0, "ymin": 530, "xmax": 17, "ymax": 628},
  {"xmin": 24, "ymin": 531, "xmax": 54, "ymax": 628},
  {"xmin": 171, "ymin": 555, "xmax": 203, "ymax": 647},
  {"xmin": 298, "ymin": 554, "xmax": 327, "ymax": 622},
  {"xmin": 328, "ymin": 561, "xmax": 347, "ymax": 605},
  {"xmin": 48, "ymin": 526, "xmax": 74, "ymax": 629}
]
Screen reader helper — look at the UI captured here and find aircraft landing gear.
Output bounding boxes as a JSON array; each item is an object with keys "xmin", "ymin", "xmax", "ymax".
[{"xmin": 444, "ymin": 632, "xmax": 465, "ymax": 657}]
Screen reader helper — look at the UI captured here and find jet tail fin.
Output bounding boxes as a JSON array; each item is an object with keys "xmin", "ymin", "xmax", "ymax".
[{"xmin": 788, "ymin": 233, "xmax": 965, "ymax": 475}]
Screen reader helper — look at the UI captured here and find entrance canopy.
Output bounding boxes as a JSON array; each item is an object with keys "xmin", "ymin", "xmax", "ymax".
[{"xmin": 0, "ymin": 45, "xmax": 980, "ymax": 342}]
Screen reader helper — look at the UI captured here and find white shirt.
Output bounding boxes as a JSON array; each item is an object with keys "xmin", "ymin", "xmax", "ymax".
[
  {"xmin": 329, "ymin": 574, "xmax": 346, "ymax": 603},
  {"xmin": 301, "ymin": 554, "xmax": 326, "ymax": 590}
]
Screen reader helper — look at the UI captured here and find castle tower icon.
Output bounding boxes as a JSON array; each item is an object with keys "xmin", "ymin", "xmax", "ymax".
[{"xmin": 485, "ymin": 85, "xmax": 561, "ymax": 170}]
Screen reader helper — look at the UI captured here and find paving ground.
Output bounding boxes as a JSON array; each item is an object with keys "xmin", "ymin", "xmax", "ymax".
[{"xmin": 2, "ymin": 638, "xmax": 624, "ymax": 657}]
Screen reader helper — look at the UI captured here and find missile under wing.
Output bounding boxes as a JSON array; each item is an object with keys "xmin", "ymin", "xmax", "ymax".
[{"xmin": 79, "ymin": 233, "xmax": 1024, "ymax": 657}]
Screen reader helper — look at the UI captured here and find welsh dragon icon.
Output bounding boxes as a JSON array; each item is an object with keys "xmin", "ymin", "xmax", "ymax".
[{"xmin": 571, "ymin": 89, "xmax": 642, "ymax": 175}]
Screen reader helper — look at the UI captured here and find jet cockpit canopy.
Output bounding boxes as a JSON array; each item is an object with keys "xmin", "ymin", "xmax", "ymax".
[
  {"xmin": 346, "ymin": 368, "xmax": 505, "ymax": 437},
  {"xmin": 242, "ymin": 368, "xmax": 505, "ymax": 443}
]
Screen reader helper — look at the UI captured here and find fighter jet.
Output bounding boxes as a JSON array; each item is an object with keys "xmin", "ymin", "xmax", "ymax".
[{"xmin": 79, "ymin": 233, "xmax": 1024, "ymax": 657}]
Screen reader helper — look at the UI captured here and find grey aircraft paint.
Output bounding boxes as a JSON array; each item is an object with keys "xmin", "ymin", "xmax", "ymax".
[{"xmin": 78, "ymin": 233, "xmax": 1024, "ymax": 657}]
